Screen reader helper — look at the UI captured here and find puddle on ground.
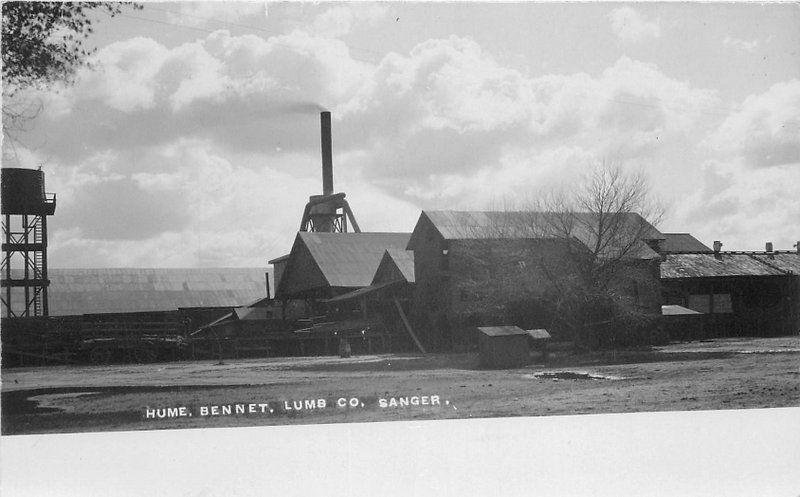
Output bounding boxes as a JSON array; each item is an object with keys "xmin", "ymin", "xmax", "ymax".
[
  {"xmin": 658, "ymin": 347, "xmax": 800, "ymax": 354},
  {"xmin": 525, "ymin": 371, "xmax": 625, "ymax": 381},
  {"xmin": 28, "ymin": 391, "xmax": 100, "ymax": 412},
  {"xmin": 733, "ymin": 349, "xmax": 800, "ymax": 354}
]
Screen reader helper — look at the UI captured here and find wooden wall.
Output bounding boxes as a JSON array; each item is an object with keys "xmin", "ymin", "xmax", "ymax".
[{"xmin": 662, "ymin": 274, "xmax": 800, "ymax": 337}]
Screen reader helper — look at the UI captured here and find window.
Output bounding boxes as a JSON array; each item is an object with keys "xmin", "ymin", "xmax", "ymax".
[
  {"xmin": 687, "ymin": 293, "xmax": 732, "ymax": 314},
  {"xmin": 440, "ymin": 241, "xmax": 450, "ymax": 270},
  {"xmin": 687, "ymin": 294, "xmax": 710, "ymax": 313},
  {"xmin": 712, "ymin": 293, "xmax": 732, "ymax": 313},
  {"xmin": 628, "ymin": 279, "xmax": 640, "ymax": 304}
]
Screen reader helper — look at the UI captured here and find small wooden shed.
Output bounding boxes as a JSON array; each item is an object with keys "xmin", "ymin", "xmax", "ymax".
[
  {"xmin": 477, "ymin": 326, "xmax": 531, "ymax": 369},
  {"xmin": 661, "ymin": 304, "xmax": 703, "ymax": 341}
]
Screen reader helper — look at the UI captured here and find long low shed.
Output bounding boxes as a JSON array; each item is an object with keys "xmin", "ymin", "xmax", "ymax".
[
  {"xmin": 2, "ymin": 267, "xmax": 270, "ymax": 317},
  {"xmin": 660, "ymin": 252, "xmax": 800, "ymax": 337}
]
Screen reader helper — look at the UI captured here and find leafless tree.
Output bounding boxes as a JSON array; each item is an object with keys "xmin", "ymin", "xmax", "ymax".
[
  {"xmin": 532, "ymin": 160, "xmax": 665, "ymax": 291},
  {"xmin": 437, "ymin": 160, "xmax": 665, "ymax": 346}
]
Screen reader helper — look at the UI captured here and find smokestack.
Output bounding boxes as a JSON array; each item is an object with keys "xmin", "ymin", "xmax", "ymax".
[
  {"xmin": 320, "ymin": 111, "xmax": 333, "ymax": 196},
  {"xmin": 766, "ymin": 241, "xmax": 773, "ymax": 253}
]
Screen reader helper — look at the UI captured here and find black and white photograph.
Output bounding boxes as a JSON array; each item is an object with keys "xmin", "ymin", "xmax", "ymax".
[{"xmin": 1, "ymin": 1, "xmax": 799, "ymax": 495}]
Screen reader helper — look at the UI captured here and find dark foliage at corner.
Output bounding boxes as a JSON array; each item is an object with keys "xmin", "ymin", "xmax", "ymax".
[
  {"xmin": 2, "ymin": 2, "xmax": 140, "ymax": 91},
  {"xmin": 507, "ymin": 290, "xmax": 666, "ymax": 350}
]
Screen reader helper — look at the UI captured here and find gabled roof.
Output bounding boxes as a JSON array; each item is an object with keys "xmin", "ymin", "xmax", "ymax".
[
  {"xmin": 301, "ymin": 232, "xmax": 411, "ymax": 287},
  {"xmin": 409, "ymin": 210, "xmax": 662, "ymax": 260},
  {"xmin": 277, "ymin": 232, "xmax": 411, "ymax": 297},
  {"xmin": 660, "ymin": 233, "xmax": 712, "ymax": 253},
  {"xmin": 20, "ymin": 268, "xmax": 268, "ymax": 316},
  {"xmin": 372, "ymin": 249, "xmax": 415, "ymax": 285},
  {"xmin": 660, "ymin": 253, "xmax": 789, "ymax": 279}
]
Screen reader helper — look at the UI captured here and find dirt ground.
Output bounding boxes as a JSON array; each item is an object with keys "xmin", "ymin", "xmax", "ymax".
[{"xmin": 2, "ymin": 336, "xmax": 799, "ymax": 435}]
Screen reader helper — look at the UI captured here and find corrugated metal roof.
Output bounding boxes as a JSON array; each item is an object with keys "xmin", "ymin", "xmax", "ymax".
[
  {"xmin": 660, "ymin": 233, "xmax": 712, "ymax": 253},
  {"xmin": 414, "ymin": 210, "xmax": 662, "ymax": 260},
  {"xmin": 422, "ymin": 210, "xmax": 662, "ymax": 240},
  {"xmin": 477, "ymin": 325, "xmax": 528, "ymax": 337},
  {"xmin": 299, "ymin": 232, "xmax": 411, "ymax": 289},
  {"xmin": 660, "ymin": 254, "xmax": 787, "ymax": 279},
  {"xmin": 750, "ymin": 253, "xmax": 800, "ymax": 274},
  {"xmin": 27, "ymin": 268, "xmax": 268, "ymax": 316}
]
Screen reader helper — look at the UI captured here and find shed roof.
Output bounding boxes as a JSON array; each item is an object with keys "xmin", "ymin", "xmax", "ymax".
[
  {"xmin": 661, "ymin": 304, "xmax": 702, "ymax": 316},
  {"xmin": 660, "ymin": 233, "xmax": 712, "ymax": 253},
  {"xmin": 477, "ymin": 325, "xmax": 528, "ymax": 337},
  {"xmin": 321, "ymin": 280, "xmax": 399, "ymax": 303},
  {"xmin": 191, "ymin": 300, "xmax": 271, "ymax": 334},
  {"xmin": 30, "ymin": 268, "xmax": 267, "ymax": 316},
  {"xmin": 749, "ymin": 252, "xmax": 800, "ymax": 274},
  {"xmin": 410, "ymin": 210, "xmax": 662, "ymax": 260},
  {"xmin": 268, "ymin": 254, "xmax": 290, "ymax": 264},
  {"xmin": 233, "ymin": 306, "xmax": 271, "ymax": 321},
  {"xmin": 660, "ymin": 253, "xmax": 788, "ymax": 279},
  {"xmin": 526, "ymin": 329, "xmax": 552, "ymax": 339}
]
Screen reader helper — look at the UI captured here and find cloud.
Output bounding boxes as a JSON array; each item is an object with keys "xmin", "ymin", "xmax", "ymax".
[
  {"xmin": 24, "ymin": 33, "xmax": 721, "ymax": 232},
  {"xmin": 723, "ymin": 36, "xmax": 759, "ymax": 53},
  {"xmin": 669, "ymin": 81, "xmax": 800, "ymax": 250},
  {"xmin": 56, "ymin": 177, "xmax": 193, "ymax": 240},
  {"xmin": 39, "ymin": 138, "xmax": 316, "ymax": 265},
  {"xmin": 40, "ymin": 137, "xmax": 419, "ymax": 267},
  {"xmin": 706, "ymin": 80, "xmax": 800, "ymax": 168},
  {"xmin": 673, "ymin": 160, "xmax": 800, "ymax": 251},
  {"xmin": 66, "ymin": 36, "xmax": 169, "ymax": 113},
  {"xmin": 25, "ymin": 29, "xmax": 371, "ymax": 162},
  {"xmin": 166, "ymin": 1, "xmax": 266, "ymax": 28},
  {"xmin": 608, "ymin": 7, "xmax": 661, "ymax": 43},
  {"xmin": 339, "ymin": 38, "xmax": 719, "ymax": 204},
  {"xmin": 9, "ymin": 25, "xmax": 797, "ymax": 268},
  {"xmin": 311, "ymin": 4, "xmax": 388, "ymax": 38}
]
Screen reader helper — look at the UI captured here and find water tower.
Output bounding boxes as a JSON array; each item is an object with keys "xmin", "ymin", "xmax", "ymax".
[{"xmin": 1, "ymin": 168, "xmax": 56, "ymax": 317}]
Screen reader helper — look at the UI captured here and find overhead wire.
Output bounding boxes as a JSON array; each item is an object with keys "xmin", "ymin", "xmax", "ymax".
[
  {"xmin": 606, "ymin": 96, "xmax": 741, "ymax": 119},
  {"xmin": 118, "ymin": 7, "xmax": 384, "ymax": 64},
  {"xmin": 145, "ymin": 4, "xmax": 387, "ymax": 58}
]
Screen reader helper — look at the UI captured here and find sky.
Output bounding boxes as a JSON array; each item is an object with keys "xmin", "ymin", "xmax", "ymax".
[{"xmin": 2, "ymin": 1, "xmax": 799, "ymax": 268}]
